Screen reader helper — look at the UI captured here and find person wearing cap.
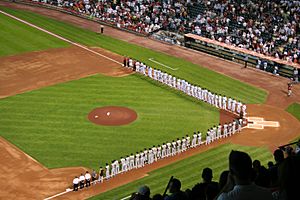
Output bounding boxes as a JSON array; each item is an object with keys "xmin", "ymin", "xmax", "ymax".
[
  {"xmin": 91, "ymin": 169, "xmax": 97, "ymax": 184},
  {"xmin": 98, "ymin": 166, "xmax": 104, "ymax": 183},
  {"xmin": 73, "ymin": 176, "xmax": 79, "ymax": 191},
  {"xmin": 85, "ymin": 171, "xmax": 91, "ymax": 187},
  {"xmin": 79, "ymin": 173, "xmax": 85, "ymax": 189}
]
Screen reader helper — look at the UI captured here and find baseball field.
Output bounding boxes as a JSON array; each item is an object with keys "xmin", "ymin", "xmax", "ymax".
[{"xmin": 0, "ymin": 2, "xmax": 300, "ymax": 200}]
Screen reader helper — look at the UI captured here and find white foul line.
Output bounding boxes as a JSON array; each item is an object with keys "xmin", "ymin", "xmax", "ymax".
[
  {"xmin": 44, "ymin": 188, "xmax": 73, "ymax": 200},
  {"xmin": 148, "ymin": 58, "xmax": 179, "ymax": 71},
  {"xmin": 120, "ymin": 195, "xmax": 131, "ymax": 200},
  {"xmin": 0, "ymin": 10, "xmax": 122, "ymax": 66}
]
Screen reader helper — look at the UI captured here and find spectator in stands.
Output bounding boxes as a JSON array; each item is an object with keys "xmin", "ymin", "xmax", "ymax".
[
  {"xmin": 152, "ymin": 194, "xmax": 164, "ymax": 200},
  {"xmin": 269, "ymin": 149, "xmax": 285, "ymax": 188},
  {"xmin": 190, "ymin": 167, "xmax": 219, "ymax": 200},
  {"xmin": 252, "ymin": 160, "xmax": 270, "ymax": 188},
  {"xmin": 36, "ymin": 0, "xmax": 300, "ymax": 64},
  {"xmin": 216, "ymin": 150, "xmax": 272, "ymax": 200},
  {"xmin": 218, "ymin": 170, "xmax": 229, "ymax": 192},
  {"xmin": 165, "ymin": 178, "xmax": 187, "ymax": 200},
  {"xmin": 130, "ymin": 185, "xmax": 151, "ymax": 200},
  {"xmin": 273, "ymin": 155, "xmax": 300, "ymax": 200}
]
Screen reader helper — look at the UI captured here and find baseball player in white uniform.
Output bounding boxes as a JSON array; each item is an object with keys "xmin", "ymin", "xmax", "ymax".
[
  {"xmin": 197, "ymin": 132, "xmax": 202, "ymax": 146},
  {"xmin": 192, "ymin": 132, "xmax": 197, "ymax": 147},
  {"xmin": 232, "ymin": 121, "xmax": 237, "ymax": 134},
  {"xmin": 186, "ymin": 134, "xmax": 190, "ymax": 149},
  {"xmin": 166, "ymin": 142, "xmax": 171, "ymax": 157},
  {"xmin": 242, "ymin": 104, "xmax": 247, "ymax": 117},
  {"xmin": 157, "ymin": 145, "xmax": 161, "ymax": 160},
  {"xmin": 172, "ymin": 140, "xmax": 177, "ymax": 156},
  {"xmin": 111, "ymin": 161, "xmax": 116, "ymax": 177},
  {"xmin": 135, "ymin": 152, "xmax": 140, "ymax": 168},
  {"xmin": 181, "ymin": 137, "xmax": 186, "ymax": 151},
  {"xmin": 217, "ymin": 124, "xmax": 222, "ymax": 139},
  {"xmin": 177, "ymin": 138, "xmax": 181, "ymax": 153},
  {"xmin": 161, "ymin": 143, "xmax": 167, "ymax": 158},
  {"xmin": 228, "ymin": 98, "xmax": 232, "ymax": 111},
  {"xmin": 105, "ymin": 163, "xmax": 110, "ymax": 180},
  {"xmin": 223, "ymin": 123, "xmax": 228, "ymax": 137},
  {"xmin": 223, "ymin": 96, "xmax": 227, "ymax": 110},
  {"xmin": 129, "ymin": 154, "xmax": 135, "ymax": 170},
  {"xmin": 205, "ymin": 130, "xmax": 211, "ymax": 145}
]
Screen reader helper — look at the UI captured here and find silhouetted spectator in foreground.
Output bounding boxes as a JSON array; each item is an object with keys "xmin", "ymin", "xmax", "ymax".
[
  {"xmin": 164, "ymin": 178, "xmax": 187, "ymax": 200},
  {"xmin": 191, "ymin": 167, "xmax": 219, "ymax": 200},
  {"xmin": 153, "ymin": 194, "xmax": 164, "ymax": 200},
  {"xmin": 272, "ymin": 155, "xmax": 300, "ymax": 200},
  {"xmin": 130, "ymin": 185, "xmax": 151, "ymax": 200},
  {"xmin": 218, "ymin": 170, "xmax": 229, "ymax": 191},
  {"xmin": 252, "ymin": 160, "xmax": 271, "ymax": 188},
  {"xmin": 217, "ymin": 150, "xmax": 272, "ymax": 200},
  {"xmin": 269, "ymin": 149, "xmax": 285, "ymax": 187}
]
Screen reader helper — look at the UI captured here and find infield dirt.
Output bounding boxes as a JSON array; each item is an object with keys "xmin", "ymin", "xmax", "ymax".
[{"xmin": 0, "ymin": 1, "xmax": 299, "ymax": 200}]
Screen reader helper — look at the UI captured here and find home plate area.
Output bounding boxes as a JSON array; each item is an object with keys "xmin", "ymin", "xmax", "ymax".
[{"xmin": 245, "ymin": 117, "xmax": 280, "ymax": 130}]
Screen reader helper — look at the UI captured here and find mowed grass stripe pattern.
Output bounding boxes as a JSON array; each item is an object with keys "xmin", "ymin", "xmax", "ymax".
[
  {"xmin": 286, "ymin": 103, "xmax": 300, "ymax": 121},
  {"xmin": 89, "ymin": 143, "xmax": 273, "ymax": 200},
  {"xmin": 0, "ymin": 7, "xmax": 267, "ymax": 104},
  {"xmin": 0, "ymin": 11, "xmax": 69, "ymax": 57},
  {"xmin": 0, "ymin": 74, "xmax": 219, "ymax": 169}
]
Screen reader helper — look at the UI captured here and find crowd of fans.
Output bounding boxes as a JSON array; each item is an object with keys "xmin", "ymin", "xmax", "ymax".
[
  {"xmin": 32, "ymin": 0, "xmax": 300, "ymax": 64},
  {"xmin": 189, "ymin": 0, "xmax": 300, "ymax": 64},
  {"xmin": 129, "ymin": 141, "xmax": 300, "ymax": 200}
]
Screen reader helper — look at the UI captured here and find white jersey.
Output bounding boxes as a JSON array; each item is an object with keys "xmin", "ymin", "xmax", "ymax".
[
  {"xmin": 197, "ymin": 133, "xmax": 202, "ymax": 145},
  {"xmin": 242, "ymin": 104, "xmax": 247, "ymax": 117},
  {"xmin": 166, "ymin": 142, "xmax": 171, "ymax": 157},
  {"xmin": 217, "ymin": 125, "xmax": 222, "ymax": 138},
  {"xmin": 232, "ymin": 121, "xmax": 237, "ymax": 134},
  {"xmin": 192, "ymin": 134, "xmax": 197, "ymax": 147},
  {"xmin": 228, "ymin": 98, "xmax": 232, "ymax": 110},
  {"xmin": 162, "ymin": 144, "xmax": 167, "ymax": 158},
  {"xmin": 231, "ymin": 100, "xmax": 237, "ymax": 113},
  {"xmin": 223, "ymin": 96, "xmax": 227, "ymax": 110},
  {"xmin": 105, "ymin": 165, "xmax": 110, "ymax": 179},
  {"xmin": 223, "ymin": 124, "xmax": 228, "ymax": 137},
  {"xmin": 177, "ymin": 139, "xmax": 181, "ymax": 153}
]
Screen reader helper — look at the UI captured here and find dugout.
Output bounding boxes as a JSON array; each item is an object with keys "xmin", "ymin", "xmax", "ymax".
[{"xmin": 184, "ymin": 33, "xmax": 300, "ymax": 79}]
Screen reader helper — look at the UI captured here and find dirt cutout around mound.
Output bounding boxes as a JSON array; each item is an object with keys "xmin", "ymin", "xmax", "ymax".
[
  {"xmin": 0, "ymin": 45, "xmax": 132, "ymax": 99},
  {"xmin": 88, "ymin": 106, "xmax": 138, "ymax": 126}
]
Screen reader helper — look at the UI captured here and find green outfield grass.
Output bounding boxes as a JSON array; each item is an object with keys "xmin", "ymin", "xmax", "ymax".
[
  {"xmin": 89, "ymin": 143, "xmax": 272, "ymax": 200},
  {"xmin": 286, "ymin": 103, "xmax": 300, "ymax": 121},
  {"xmin": 0, "ymin": 74, "xmax": 219, "ymax": 169},
  {"xmin": 0, "ymin": 11, "xmax": 69, "ymax": 56},
  {"xmin": 0, "ymin": 6, "xmax": 267, "ymax": 104}
]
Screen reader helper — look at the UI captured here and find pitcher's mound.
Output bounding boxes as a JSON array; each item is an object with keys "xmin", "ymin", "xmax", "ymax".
[{"xmin": 88, "ymin": 106, "xmax": 137, "ymax": 126}]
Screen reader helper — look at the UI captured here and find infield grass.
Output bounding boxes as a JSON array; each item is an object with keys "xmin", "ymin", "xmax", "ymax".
[
  {"xmin": 0, "ymin": 6, "xmax": 267, "ymax": 104},
  {"xmin": 286, "ymin": 103, "xmax": 300, "ymax": 121},
  {"xmin": 0, "ymin": 74, "xmax": 219, "ymax": 169},
  {"xmin": 88, "ymin": 143, "xmax": 273, "ymax": 200},
  {"xmin": 0, "ymin": 10, "xmax": 69, "ymax": 56}
]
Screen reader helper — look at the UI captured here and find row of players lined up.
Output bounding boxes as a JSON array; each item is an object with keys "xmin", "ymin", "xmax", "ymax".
[
  {"xmin": 73, "ymin": 118, "xmax": 244, "ymax": 190},
  {"xmin": 123, "ymin": 57, "xmax": 247, "ymax": 117}
]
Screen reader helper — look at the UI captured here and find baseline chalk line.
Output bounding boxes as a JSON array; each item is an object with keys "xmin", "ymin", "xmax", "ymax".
[
  {"xmin": 0, "ymin": 10, "xmax": 122, "ymax": 66},
  {"xmin": 148, "ymin": 58, "xmax": 179, "ymax": 71},
  {"xmin": 44, "ymin": 188, "xmax": 72, "ymax": 200}
]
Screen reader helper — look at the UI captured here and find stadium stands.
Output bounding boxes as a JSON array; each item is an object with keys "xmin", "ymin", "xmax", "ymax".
[{"xmin": 32, "ymin": 0, "xmax": 300, "ymax": 65}]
